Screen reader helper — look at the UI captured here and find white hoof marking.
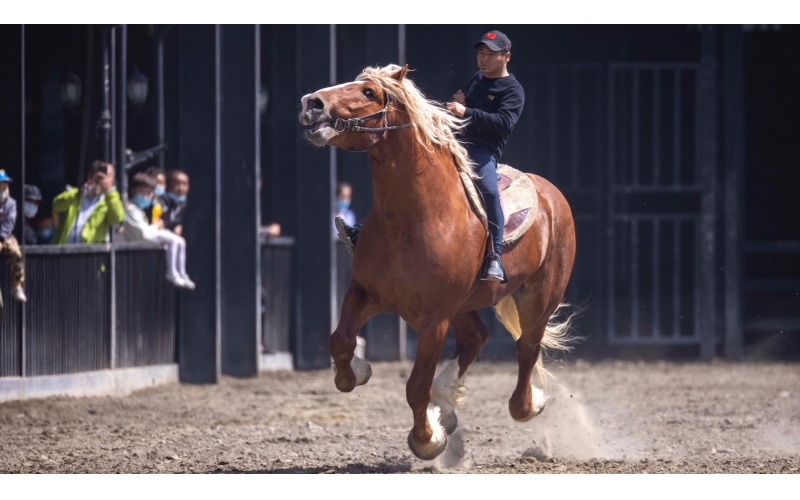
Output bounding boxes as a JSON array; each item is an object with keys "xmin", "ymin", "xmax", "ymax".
[
  {"xmin": 431, "ymin": 361, "xmax": 468, "ymax": 434},
  {"xmin": 351, "ymin": 356, "xmax": 371, "ymax": 386},
  {"xmin": 408, "ymin": 404, "xmax": 448, "ymax": 460},
  {"xmin": 513, "ymin": 385, "xmax": 549, "ymax": 422}
]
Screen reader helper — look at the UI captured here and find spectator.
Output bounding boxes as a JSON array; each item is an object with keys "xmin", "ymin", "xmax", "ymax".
[
  {"xmin": 35, "ymin": 215, "xmax": 56, "ymax": 244},
  {"xmin": 119, "ymin": 172, "xmax": 195, "ymax": 289},
  {"xmin": 144, "ymin": 166, "xmax": 166, "ymax": 224},
  {"xmin": 0, "ymin": 170, "xmax": 27, "ymax": 302},
  {"xmin": 257, "ymin": 172, "xmax": 281, "ymax": 238},
  {"xmin": 22, "ymin": 184, "xmax": 42, "ymax": 245},
  {"xmin": 333, "ymin": 182, "xmax": 355, "ymax": 236},
  {"xmin": 160, "ymin": 169, "xmax": 189, "ymax": 236},
  {"xmin": 52, "ymin": 160, "xmax": 124, "ymax": 244}
]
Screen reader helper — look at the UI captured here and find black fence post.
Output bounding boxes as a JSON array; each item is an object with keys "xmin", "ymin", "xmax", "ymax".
[
  {"xmin": 219, "ymin": 25, "xmax": 260, "ymax": 377},
  {"xmin": 294, "ymin": 25, "xmax": 336, "ymax": 369},
  {"xmin": 723, "ymin": 25, "xmax": 744, "ymax": 359},
  {"xmin": 698, "ymin": 25, "xmax": 718, "ymax": 360},
  {"xmin": 177, "ymin": 25, "xmax": 222, "ymax": 383}
]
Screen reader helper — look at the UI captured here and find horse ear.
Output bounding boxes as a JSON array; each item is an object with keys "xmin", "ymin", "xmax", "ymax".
[{"xmin": 391, "ymin": 64, "xmax": 409, "ymax": 82}]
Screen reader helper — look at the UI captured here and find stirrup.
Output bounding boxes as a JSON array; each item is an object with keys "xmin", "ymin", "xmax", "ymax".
[{"xmin": 335, "ymin": 216, "xmax": 355, "ymax": 256}]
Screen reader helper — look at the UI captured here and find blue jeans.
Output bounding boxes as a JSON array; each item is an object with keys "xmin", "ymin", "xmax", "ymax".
[{"xmin": 469, "ymin": 149, "xmax": 504, "ymax": 255}]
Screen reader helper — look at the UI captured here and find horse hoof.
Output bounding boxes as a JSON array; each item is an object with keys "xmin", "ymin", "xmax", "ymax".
[
  {"xmin": 352, "ymin": 356, "xmax": 372, "ymax": 386},
  {"xmin": 441, "ymin": 409, "xmax": 458, "ymax": 435},
  {"xmin": 407, "ymin": 428, "xmax": 447, "ymax": 461}
]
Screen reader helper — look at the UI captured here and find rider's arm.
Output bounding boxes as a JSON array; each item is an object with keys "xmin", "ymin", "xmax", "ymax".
[{"xmin": 463, "ymin": 87, "xmax": 524, "ymax": 135}]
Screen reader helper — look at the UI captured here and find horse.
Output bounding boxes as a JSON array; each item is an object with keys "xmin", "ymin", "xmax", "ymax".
[{"xmin": 298, "ymin": 64, "xmax": 576, "ymax": 460}]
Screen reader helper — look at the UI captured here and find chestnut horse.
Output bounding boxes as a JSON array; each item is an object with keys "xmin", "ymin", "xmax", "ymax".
[{"xmin": 299, "ymin": 64, "xmax": 576, "ymax": 460}]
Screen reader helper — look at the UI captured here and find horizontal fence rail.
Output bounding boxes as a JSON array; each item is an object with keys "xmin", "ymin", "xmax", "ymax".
[{"xmin": 0, "ymin": 243, "xmax": 177, "ymax": 378}]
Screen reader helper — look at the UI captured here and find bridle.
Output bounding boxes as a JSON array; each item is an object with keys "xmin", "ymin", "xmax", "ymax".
[{"xmin": 332, "ymin": 97, "xmax": 414, "ymax": 134}]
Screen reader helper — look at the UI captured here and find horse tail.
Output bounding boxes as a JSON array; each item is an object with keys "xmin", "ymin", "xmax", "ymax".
[{"xmin": 494, "ymin": 296, "xmax": 575, "ymax": 385}]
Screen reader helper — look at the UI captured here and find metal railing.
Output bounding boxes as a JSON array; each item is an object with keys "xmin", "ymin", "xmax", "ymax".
[{"xmin": 0, "ymin": 242, "xmax": 177, "ymax": 378}]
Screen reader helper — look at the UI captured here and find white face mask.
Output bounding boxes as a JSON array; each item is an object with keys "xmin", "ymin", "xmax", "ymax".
[
  {"xmin": 0, "ymin": 191, "xmax": 7, "ymax": 203},
  {"xmin": 23, "ymin": 201, "xmax": 38, "ymax": 219}
]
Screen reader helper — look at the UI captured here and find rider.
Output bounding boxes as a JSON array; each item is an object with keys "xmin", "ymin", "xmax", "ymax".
[{"xmin": 335, "ymin": 30, "xmax": 525, "ymax": 283}]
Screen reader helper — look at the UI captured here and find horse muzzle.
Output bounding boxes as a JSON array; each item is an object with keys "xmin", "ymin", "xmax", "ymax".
[{"xmin": 299, "ymin": 94, "xmax": 339, "ymax": 146}]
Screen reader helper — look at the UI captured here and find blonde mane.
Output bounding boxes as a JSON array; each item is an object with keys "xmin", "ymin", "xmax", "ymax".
[{"xmin": 356, "ymin": 64, "xmax": 476, "ymax": 177}]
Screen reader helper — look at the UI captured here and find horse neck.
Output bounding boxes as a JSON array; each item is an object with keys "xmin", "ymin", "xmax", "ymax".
[{"xmin": 367, "ymin": 129, "xmax": 462, "ymax": 219}]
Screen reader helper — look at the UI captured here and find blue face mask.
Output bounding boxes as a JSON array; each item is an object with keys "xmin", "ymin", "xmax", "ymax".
[
  {"xmin": 168, "ymin": 192, "xmax": 187, "ymax": 203},
  {"xmin": 37, "ymin": 228, "xmax": 55, "ymax": 243},
  {"xmin": 154, "ymin": 186, "xmax": 166, "ymax": 197},
  {"xmin": 335, "ymin": 200, "xmax": 350, "ymax": 212},
  {"xmin": 131, "ymin": 195, "xmax": 152, "ymax": 210}
]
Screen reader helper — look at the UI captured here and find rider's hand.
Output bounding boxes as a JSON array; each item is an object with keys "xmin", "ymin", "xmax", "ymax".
[
  {"xmin": 452, "ymin": 89, "xmax": 466, "ymax": 105},
  {"xmin": 445, "ymin": 101, "xmax": 466, "ymax": 118}
]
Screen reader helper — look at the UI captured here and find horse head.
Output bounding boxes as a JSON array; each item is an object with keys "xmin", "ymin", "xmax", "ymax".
[{"xmin": 298, "ymin": 65, "xmax": 409, "ymax": 151}]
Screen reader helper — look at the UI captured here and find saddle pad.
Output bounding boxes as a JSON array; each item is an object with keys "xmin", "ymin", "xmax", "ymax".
[{"xmin": 460, "ymin": 164, "xmax": 539, "ymax": 245}]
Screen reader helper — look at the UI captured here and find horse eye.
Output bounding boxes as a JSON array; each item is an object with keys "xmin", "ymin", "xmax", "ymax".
[{"xmin": 362, "ymin": 89, "xmax": 374, "ymax": 98}]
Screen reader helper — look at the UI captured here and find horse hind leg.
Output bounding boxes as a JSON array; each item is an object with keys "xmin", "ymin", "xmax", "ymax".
[
  {"xmin": 496, "ymin": 292, "xmax": 572, "ymax": 422},
  {"xmin": 431, "ymin": 311, "xmax": 488, "ymax": 434}
]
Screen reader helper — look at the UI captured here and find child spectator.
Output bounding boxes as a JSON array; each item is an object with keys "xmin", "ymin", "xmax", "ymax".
[
  {"xmin": 119, "ymin": 172, "xmax": 195, "ymax": 289},
  {"xmin": 22, "ymin": 184, "xmax": 42, "ymax": 245},
  {"xmin": 160, "ymin": 169, "xmax": 189, "ymax": 236},
  {"xmin": 144, "ymin": 166, "xmax": 166, "ymax": 224},
  {"xmin": 35, "ymin": 215, "xmax": 56, "ymax": 244},
  {"xmin": 0, "ymin": 170, "xmax": 27, "ymax": 302}
]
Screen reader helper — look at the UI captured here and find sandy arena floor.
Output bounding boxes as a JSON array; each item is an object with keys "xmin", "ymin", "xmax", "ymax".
[{"xmin": 1, "ymin": 360, "xmax": 799, "ymax": 473}]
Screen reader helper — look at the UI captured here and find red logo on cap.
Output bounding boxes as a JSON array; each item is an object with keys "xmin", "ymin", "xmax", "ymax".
[
  {"xmin": 505, "ymin": 44, "xmax": 509, "ymax": 49},
  {"xmin": 484, "ymin": 33, "xmax": 496, "ymax": 40}
]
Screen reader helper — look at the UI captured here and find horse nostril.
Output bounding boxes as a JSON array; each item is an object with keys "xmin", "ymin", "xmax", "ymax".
[{"xmin": 307, "ymin": 97, "xmax": 324, "ymax": 111}]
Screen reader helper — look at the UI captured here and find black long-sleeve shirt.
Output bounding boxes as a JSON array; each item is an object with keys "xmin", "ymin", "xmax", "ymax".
[{"xmin": 461, "ymin": 71, "xmax": 525, "ymax": 159}]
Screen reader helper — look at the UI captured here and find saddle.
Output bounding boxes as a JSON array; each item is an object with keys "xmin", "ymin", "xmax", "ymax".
[{"xmin": 459, "ymin": 164, "xmax": 539, "ymax": 245}]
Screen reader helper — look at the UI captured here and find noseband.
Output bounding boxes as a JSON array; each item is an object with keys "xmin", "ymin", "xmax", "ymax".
[{"xmin": 332, "ymin": 98, "xmax": 414, "ymax": 133}]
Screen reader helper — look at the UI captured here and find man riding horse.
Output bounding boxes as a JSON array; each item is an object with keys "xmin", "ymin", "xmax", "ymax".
[{"xmin": 336, "ymin": 30, "xmax": 524, "ymax": 284}]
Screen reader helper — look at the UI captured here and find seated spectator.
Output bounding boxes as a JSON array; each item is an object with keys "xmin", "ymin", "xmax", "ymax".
[
  {"xmin": 0, "ymin": 170, "xmax": 27, "ymax": 302},
  {"xmin": 119, "ymin": 172, "xmax": 195, "ymax": 290},
  {"xmin": 145, "ymin": 166, "xmax": 166, "ymax": 224},
  {"xmin": 52, "ymin": 160, "xmax": 124, "ymax": 244},
  {"xmin": 333, "ymin": 182, "xmax": 356, "ymax": 236},
  {"xmin": 22, "ymin": 184, "xmax": 42, "ymax": 245},
  {"xmin": 160, "ymin": 169, "xmax": 189, "ymax": 236},
  {"xmin": 35, "ymin": 215, "xmax": 56, "ymax": 244}
]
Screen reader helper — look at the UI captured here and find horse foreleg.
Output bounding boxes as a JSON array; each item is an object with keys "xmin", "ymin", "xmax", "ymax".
[
  {"xmin": 430, "ymin": 311, "xmax": 487, "ymax": 434},
  {"xmin": 406, "ymin": 320, "xmax": 449, "ymax": 460},
  {"xmin": 330, "ymin": 283, "xmax": 376, "ymax": 393}
]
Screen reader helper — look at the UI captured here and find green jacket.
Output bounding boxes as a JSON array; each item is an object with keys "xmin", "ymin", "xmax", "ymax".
[{"xmin": 52, "ymin": 187, "xmax": 125, "ymax": 244}]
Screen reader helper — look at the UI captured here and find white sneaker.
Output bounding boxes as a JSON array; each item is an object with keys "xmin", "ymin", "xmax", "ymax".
[
  {"xmin": 165, "ymin": 274, "xmax": 189, "ymax": 288},
  {"xmin": 181, "ymin": 275, "xmax": 196, "ymax": 290},
  {"xmin": 11, "ymin": 286, "xmax": 27, "ymax": 302}
]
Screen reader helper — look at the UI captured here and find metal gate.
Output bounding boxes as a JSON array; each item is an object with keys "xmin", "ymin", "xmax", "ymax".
[
  {"xmin": 523, "ymin": 59, "xmax": 717, "ymax": 350},
  {"xmin": 606, "ymin": 62, "xmax": 716, "ymax": 348}
]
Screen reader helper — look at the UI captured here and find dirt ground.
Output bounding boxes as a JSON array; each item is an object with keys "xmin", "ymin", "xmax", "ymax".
[{"xmin": 1, "ymin": 360, "xmax": 799, "ymax": 474}]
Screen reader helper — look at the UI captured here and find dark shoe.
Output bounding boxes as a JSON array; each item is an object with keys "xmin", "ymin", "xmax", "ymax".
[
  {"xmin": 335, "ymin": 216, "xmax": 361, "ymax": 256},
  {"xmin": 480, "ymin": 254, "xmax": 508, "ymax": 284}
]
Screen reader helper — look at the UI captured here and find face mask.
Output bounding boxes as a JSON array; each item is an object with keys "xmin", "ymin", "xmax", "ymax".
[
  {"xmin": 37, "ymin": 228, "xmax": 55, "ymax": 242},
  {"xmin": 154, "ymin": 186, "xmax": 166, "ymax": 197},
  {"xmin": 0, "ymin": 191, "xmax": 7, "ymax": 203},
  {"xmin": 23, "ymin": 201, "xmax": 39, "ymax": 219},
  {"xmin": 335, "ymin": 200, "xmax": 350, "ymax": 212},
  {"xmin": 83, "ymin": 185, "xmax": 101, "ymax": 198},
  {"xmin": 131, "ymin": 195, "xmax": 152, "ymax": 210},
  {"xmin": 168, "ymin": 192, "xmax": 187, "ymax": 203}
]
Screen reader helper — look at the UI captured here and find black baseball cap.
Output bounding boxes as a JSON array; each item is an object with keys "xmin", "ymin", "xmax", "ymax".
[{"xmin": 474, "ymin": 30, "xmax": 511, "ymax": 53}]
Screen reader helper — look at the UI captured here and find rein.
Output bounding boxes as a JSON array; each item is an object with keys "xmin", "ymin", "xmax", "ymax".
[{"xmin": 333, "ymin": 99, "xmax": 414, "ymax": 133}]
